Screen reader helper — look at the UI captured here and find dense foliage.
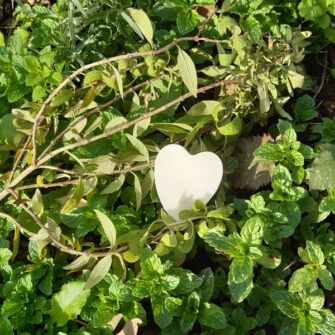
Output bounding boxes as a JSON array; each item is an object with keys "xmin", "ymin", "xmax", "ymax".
[{"xmin": 0, "ymin": 0, "xmax": 335, "ymax": 334}]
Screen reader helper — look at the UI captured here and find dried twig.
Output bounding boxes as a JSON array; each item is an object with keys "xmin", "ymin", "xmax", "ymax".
[
  {"xmin": 313, "ymin": 52, "xmax": 328, "ymax": 100},
  {"xmin": 267, "ymin": 259, "xmax": 299, "ymax": 285}
]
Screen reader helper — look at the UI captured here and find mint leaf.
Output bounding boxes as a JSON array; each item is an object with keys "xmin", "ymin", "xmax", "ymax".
[
  {"xmin": 270, "ymin": 290, "xmax": 303, "ymax": 319},
  {"xmin": 151, "ymin": 293, "xmax": 173, "ymax": 329},
  {"xmin": 180, "ymin": 291, "xmax": 200, "ymax": 332},
  {"xmin": 140, "ymin": 248, "xmax": 164, "ymax": 277},
  {"xmin": 254, "ymin": 143, "xmax": 285, "ymax": 161},
  {"xmin": 306, "ymin": 241, "xmax": 324, "ymax": 265},
  {"xmin": 198, "ymin": 303, "xmax": 226, "ymax": 329},
  {"xmin": 240, "ymin": 216, "xmax": 263, "ymax": 245},
  {"xmin": 318, "ymin": 268, "xmax": 334, "ymax": 290},
  {"xmin": 166, "ymin": 268, "xmax": 203, "ymax": 295},
  {"xmin": 294, "ymin": 95, "xmax": 317, "ymax": 122},
  {"xmin": 204, "ymin": 230, "xmax": 245, "ymax": 257},
  {"xmin": 310, "ymin": 144, "xmax": 335, "ymax": 190},
  {"xmin": 49, "ymin": 281, "xmax": 91, "ymax": 326}
]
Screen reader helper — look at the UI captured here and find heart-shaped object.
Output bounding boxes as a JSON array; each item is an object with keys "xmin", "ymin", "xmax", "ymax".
[{"xmin": 154, "ymin": 144, "xmax": 223, "ymax": 220}]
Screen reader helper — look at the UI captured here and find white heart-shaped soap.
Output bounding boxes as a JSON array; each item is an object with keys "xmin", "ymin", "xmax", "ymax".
[{"xmin": 154, "ymin": 144, "xmax": 223, "ymax": 220}]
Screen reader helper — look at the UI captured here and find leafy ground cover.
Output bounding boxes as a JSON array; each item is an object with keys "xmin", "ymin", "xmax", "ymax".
[{"xmin": 0, "ymin": 0, "xmax": 335, "ymax": 334}]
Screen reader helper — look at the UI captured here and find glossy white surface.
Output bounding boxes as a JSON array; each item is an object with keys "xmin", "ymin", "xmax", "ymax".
[{"xmin": 154, "ymin": 144, "xmax": 223, "ymax": 220}]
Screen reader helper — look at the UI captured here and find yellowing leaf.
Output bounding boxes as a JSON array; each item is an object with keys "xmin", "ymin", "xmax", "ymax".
[
  {"xmin": 32, "ymin": 188, "xmax": 44, "ymax": 217},
  {"xmin": 11, "ymin": 227, "xmax": 20, "ymax": 262},
  {"xmin": 177, "ymin": 48, "xmax": 197, "ymax": 97},
  {"xmin": 94, "ymin": 209, "xmax": 117, "ymax": 248},
  {"xmin": 127, "ymin": 8, "xmax": 154, "ymax": 47},
  {"xmin": 60, "ymin": 180, "xmax": 84, "ymax": 214},
  {"xmin": 36, "ymin": 175, "xmax": 47, "ymax": 187},
  {"xmin": 84, "ymin": 255, "xmax": 112, "ymax": 290},
  {"xmin": 111, "ymin": 65, "xmax": 124, "ymax": 98}
]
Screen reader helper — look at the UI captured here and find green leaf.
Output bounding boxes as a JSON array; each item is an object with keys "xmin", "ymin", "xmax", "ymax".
[
  {"xmin": 310, "ymin": 144, "xmax": 335, "ymax": 190},
  {"xmin": 188, "ymin": 100, "xmax": 222, "ymax": 116},
  {"xmin": 32, "ymin": 85, "xmax": 46, "ymax": 101},
  {"xmin": 312, "ymin": 308, "xmax": 335, "ymax": 335},
  {"xmin": 60, "ymin": 181, "xmax": 84, "ymax": 214},
  {"xmin": 180, "ymin": 291, "xmax": 200, "ymax": 332},
  {"xmin": 125, "ymin": 133, "xmax": 149, "ymax": 162},
  {"xmin": 271, "ymin": 165, "xmax": 292, "ymax": 190},
  {"xmin": 84, "ymin": 255, "xmax": 112, "ymax": 289},
  {"xmin": 254, "ymin": 143, "xmax": 285, "ymax": 161},
  {"xmin": 22, "ymin": 55, "xmax": 42, "ymax": 73},
  {"xmin": 151, "ymin": 293, "xmax": 173, "ymax": 328},
  {"xmin": 288, "ymin": 267, "xmax": 319, "ymax": 292},
  {"xmin": 198, "ymin": 303, "xmax": 226, "ymax": 329},
  {"xmin": 83, "ymin": 70, "xmax": 102, "ymax": 86},
  {"xmin": 140, "ymin": 248, "xmax": 164, "ymax": 276},
  {"xmin": 94, "ymin": 210, "xmax": 116, "ymax": 248},
  {"xmin": 204, "ymin": 230, "xmax": 245, "ymax": 257},
  {"xmin": 177, "ymin": 10, "xmax": 198, "ymax": 35},
  {"xmin": 240, "ymin": 216, "xmax": 263, "ymax": 245},
  {"xmin": 127, "ymin": 8, "xmax": 154, "ymax": 47},
  {"xmin": 197, "ymin": 268, "xmax": 214, "ymax": 303},
  {"xmin": 50, "ymin": 89, "xmax": 74, "ymax": 107},
  {"xmin": 297, "ymin": 316, "xmax": 315, "ymax": 335},
  {"xmin": 177, "ymin": 48, "xmax": 197, "ymax": 98},
  {"xmin": 270, "ymin": 290, "xmax": 303, "ymax": 319},
  {"xmin": 318, "ymin": 268, "xmax": 334, "ymax": 290},
  {"xmin": 100, "ymin": 174, "xmax": 125, "ymax": 195},
  {"xmin": 294, "ymin": 95, "xmax": 317, "ymax": 122},
  {"xmin": 306, "ymin": 240, "xmax": 324, "ymax": 265},
  {"xmin": 230, "ymin": 257, "xmax": 253, "ymax": 283},
  {"xmin": 280, "ymin": 202, "xmax": 301, "ymax": 228},
  {"xmin": 166, "ymin": 268, "xmax": 203, "ymax": 295},
  {"xmin": 0, "ymin": 318, "xmax": 13, "ymax": 334},
  {"xmin": 49, "ymin": 281, "xmax": 90, "ymax": 326},
  {"xmin": 228, "ymin": 275, "xmax": 253, "ymax": 303},
  {"xmin": 120, "ymin": 10, "xmax": 144, "ymax": 40},
  {"xmin": 218, "ymin": 115, "xmax": 242, "ymax": 137}
]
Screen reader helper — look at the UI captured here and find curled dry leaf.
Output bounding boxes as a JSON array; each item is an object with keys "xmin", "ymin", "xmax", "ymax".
[{"xmin": 231, "ymin": 134, "xmax": 275, "ymax": 190}]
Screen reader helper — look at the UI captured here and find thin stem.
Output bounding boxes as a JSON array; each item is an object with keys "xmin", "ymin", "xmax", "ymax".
[
  {"xmin": 31, "ymin": 35, "xmax": 229, "ymax": 164},
  {"xmin": 8, "ymin": 186, "xmax": 200, "ymax": 258},
  {"xmin": 17, "ymin": 161, "xmax": 155, "ymax": 190},
  {"xmin": 0, "ymin": 212, "xmax": 35, "ymax": 237},
  {"xmin": 8, "ymin": 136, "xmax": 31, "ymax": 184},
  {"xmin": 37, "ymin": 78, "xmax": 246, "ymax": 166},
  {"xmin": 39, "ymin": 75, "xmax": 164, "ymax": 160},
  {"xmin": 313, "ymin": 52, "xmax": 328, "ymax": 100}
]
